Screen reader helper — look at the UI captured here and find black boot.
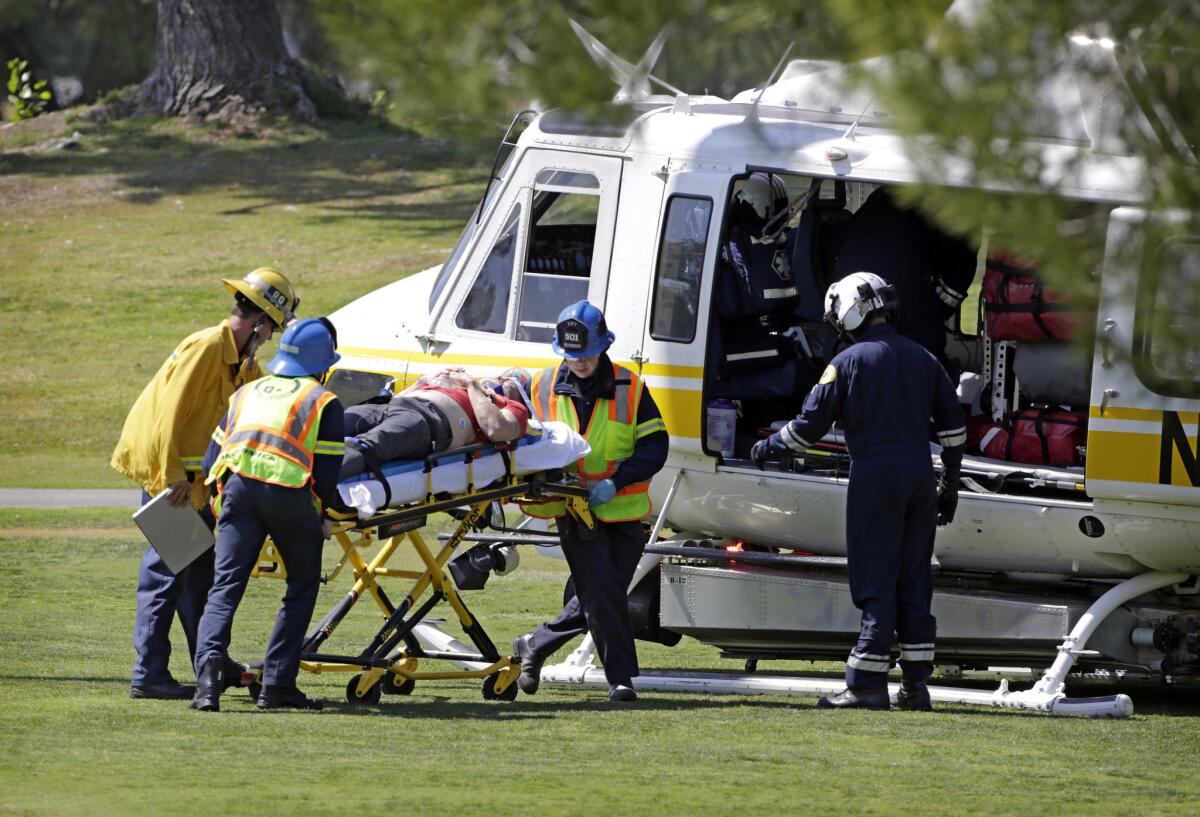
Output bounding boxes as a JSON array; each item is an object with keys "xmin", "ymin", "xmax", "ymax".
[
  {"xmin": 512, "ymin": 633, "xmax": 545, "ymax": 695},
  {"xmin": 257, "ymin": 685, "xmax": 323, "ymax": 711},
  {"xmin": 189, "ymin": 655, "xmax": 224, "ymax": 712},
  {"xmin": 891, "ymin": 681, "xmax": 933, "ymax": 711},
  {"xmin": 609, "ymin": 684, "xmax": 637, "ymax": 703},
  {"xmin": 130, "ymin": 678, "xmax": 195, "ymax": 700},
  {"xmin": 817, "ymin": 687, "xmax": 890, "ymax": 710},
  {"xmin": 222, "ymin": 658, "xmax": 250, "ymax": 692}
]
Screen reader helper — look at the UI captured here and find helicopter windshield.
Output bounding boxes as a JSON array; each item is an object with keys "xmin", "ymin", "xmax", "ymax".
[{"xmin": 428, "ymin": 114, "xmax": 534, "ymax": 311}]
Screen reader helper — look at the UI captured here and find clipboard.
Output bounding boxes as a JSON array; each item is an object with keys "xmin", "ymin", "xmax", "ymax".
[{"xmin": 132, "ymin": 489, "xmax": 215, "ymax": 574}]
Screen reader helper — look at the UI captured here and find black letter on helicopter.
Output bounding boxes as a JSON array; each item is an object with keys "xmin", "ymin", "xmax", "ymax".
[{"xmin": 1159, "ymin": 411, "xmax": 1200, "ymax": 487}]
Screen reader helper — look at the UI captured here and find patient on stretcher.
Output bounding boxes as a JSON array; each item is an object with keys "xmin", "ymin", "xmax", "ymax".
[{"xmin": 340, "ymin": 367, "xmax": 532, "ymax": 480}]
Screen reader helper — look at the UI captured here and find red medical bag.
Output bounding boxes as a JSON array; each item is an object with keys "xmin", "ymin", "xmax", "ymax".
[
  {"xmin": 982, "ymin": 257, "xmax": 1087, "ymax": 341},
  {"xmin": 970, "ymin": 407, "xmax": 1086, "ymax": 468}
]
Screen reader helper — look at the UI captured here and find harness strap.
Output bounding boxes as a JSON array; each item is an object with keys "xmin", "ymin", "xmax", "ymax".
[
  {"xmin": 1029, "ymin": 283, "xmax": 1054, "ymax": 340},
  {"xmin": 1034, "ymin": 406, "xmax": 1051, "ymax": 464},
  {"xmin": 357, "ymin": 441, "xmax": 393, "ymax": 509}
]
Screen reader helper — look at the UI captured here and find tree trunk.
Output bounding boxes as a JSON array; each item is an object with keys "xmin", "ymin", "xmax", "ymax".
[{"xmin": 136, "ymin": 0, "xmax": 316, "ymax": 121}]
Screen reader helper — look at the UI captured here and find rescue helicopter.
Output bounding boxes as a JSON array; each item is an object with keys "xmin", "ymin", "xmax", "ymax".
[{"xmin": 325, "ymin": 7, "xmax": 1200, "ymax": 716}]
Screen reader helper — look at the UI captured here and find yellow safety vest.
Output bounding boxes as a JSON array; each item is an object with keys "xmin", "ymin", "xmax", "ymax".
[
  {"xmin": 521, "ymin": 363, "xmax": 658, "ymax": 522},
  {"xmin": 207, "ymin": 375, "xmax": 340, "ymax": 491}
]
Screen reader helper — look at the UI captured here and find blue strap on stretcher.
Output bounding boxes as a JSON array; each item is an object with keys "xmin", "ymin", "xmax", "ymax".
[{"xmin": 336, "ymin": 434, "xmax": 539, "ymax": 505}]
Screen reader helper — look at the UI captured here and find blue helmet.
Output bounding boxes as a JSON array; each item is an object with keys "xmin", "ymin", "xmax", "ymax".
[
  {"xmin": 551, "ymin": 300, "xmax": 614, "ymax": 359},
  {"xmin": 267, "ymin": 317, "xmax": 341, "ymax": 377}
]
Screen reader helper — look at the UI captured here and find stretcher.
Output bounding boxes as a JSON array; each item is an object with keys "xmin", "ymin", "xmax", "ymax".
[{"xmin": 245, "ymin": 422, "xmax": 592, "ymax": 705}]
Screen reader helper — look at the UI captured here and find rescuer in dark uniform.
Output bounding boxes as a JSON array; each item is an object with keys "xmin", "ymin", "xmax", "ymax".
[
  {"xmin": 752, "ymin": 272, "xmax": 966, "ymax": 710},
  {"xmin": 832, "ymin": 187, "xmax": 976, "ymax": 375},
  {"xmin": 191, "ymin": 318, "xmax": 345, "ymax": 712},
  {"xmin": 512, "ymin": 300, "xmax": 669, "ymax": 703}
]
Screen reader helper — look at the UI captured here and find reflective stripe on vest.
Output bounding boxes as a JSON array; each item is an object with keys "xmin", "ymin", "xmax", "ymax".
[
  {"xmin": 521, "ymin": 363, "xmax": 652, "ymax": 522},
  {"xmin": 207, "ymin": 375, "xmax": 335, "ymax": 489}
]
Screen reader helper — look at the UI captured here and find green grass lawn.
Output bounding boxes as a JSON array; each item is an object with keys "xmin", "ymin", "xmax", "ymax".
[
  {"xmin": 1, "ymin": 508, "xmax": 1198, "ymax": 817},
  {"xmin": 0, "ymin": 111, "xmax": 487, "ymax": 488}
]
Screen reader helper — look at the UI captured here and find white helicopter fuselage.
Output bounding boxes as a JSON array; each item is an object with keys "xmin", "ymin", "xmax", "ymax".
[{"xmin": 331, "ymin": 96, "xmax": 1200, "ymax": 585}]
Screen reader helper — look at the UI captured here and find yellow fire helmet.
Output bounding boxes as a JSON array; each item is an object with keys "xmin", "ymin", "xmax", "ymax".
[{"xmin": 222, "ymin": 267, "xmax": 299, "ymax": 328}]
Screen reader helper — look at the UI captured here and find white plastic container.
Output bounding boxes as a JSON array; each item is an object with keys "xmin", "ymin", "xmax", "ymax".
[{"xmin": 706, "ymin": 399, "xmax": 738, "ymax": 458}]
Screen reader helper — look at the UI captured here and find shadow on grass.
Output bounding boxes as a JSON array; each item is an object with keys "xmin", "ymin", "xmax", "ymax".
[
  {"xmin": 0, "ymin": 116, "xmax": 492, "ymax": 226},
  {"xmin": 203, "ymin": 694, "xmax": 1199, "ymax": 720},
  {"xmin": 272, "ymin": 695, "xmax": 826, "ymax": 719}
]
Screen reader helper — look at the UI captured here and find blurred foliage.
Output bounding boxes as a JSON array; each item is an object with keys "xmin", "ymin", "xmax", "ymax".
[
  {"xmin": 0, "ymin": 0, "xmax": 41, "ymax": 29},
  {"xmin": 5, "ymin": 57, "xmax": 52, "ymax": 120},
  {"xmin": 830, "ymin": 0, "xmax": 1199, "ymax": 353},
  {"xmin": 0, "ymin": 0, "xmax": 156, "ymax": 104},
  {"xmin": 5, "ymin": 1, "xmax": 1195, "ymax": 328},
  {"xmin": 312, "ymin": 0, "xmax": 858, "ymax": 133}
]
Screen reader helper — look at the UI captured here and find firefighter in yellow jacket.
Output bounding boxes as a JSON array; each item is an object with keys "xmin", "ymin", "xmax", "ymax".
[
  {"xmin": 111, "ymin": 268, "xmax": 299, "ymax": 700},
  {"xmin": 512, "ymin": 301, "xmax": 668, "ymax": 703}
]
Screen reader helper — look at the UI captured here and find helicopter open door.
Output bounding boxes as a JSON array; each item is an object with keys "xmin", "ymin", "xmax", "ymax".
[
  {"xmin": 1087, "ymin": 207, "xmax": 1200, "ymax": 507},
  {"xmin": 438, "ymin": 148, "xmax": 623, "ymax": 351},
  {"xmin": 632, "ymin": 171, "xmax": 729, "ymax": 453}
]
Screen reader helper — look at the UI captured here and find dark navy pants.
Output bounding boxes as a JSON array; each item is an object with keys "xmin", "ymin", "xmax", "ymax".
[
  {"xmin": 132, "ymin": 487, "xmax": 215, "ymax": 686},
  {"xmin": 194, "ymin": 475, "xmax": 324, "ymax": 688},
  {"xmin": 844, "ymin": 454, "xmax": 939, "ymax": 692},
  {"xmin": 340, "ymin": 398, "xmax": 451, "ymax": 479},
  {"xmin": 524, "ymin": 517, "xmax": 645, "ymax": 687}
]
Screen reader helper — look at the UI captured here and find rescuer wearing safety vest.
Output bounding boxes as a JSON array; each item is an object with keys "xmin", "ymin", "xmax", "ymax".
[
  {"xmin": 190, "ymin": 318, "xmax": 345, "ymax": 712},
  {"xmin": 752, "ymin": 272, "xmax": 965, "ymax": 711},
  {"xmin": 512, "ymin": 301, "xmax": 668, "ymax": 703},
  {"xmin": 111, "ymin": 267, "xmax": 299, "ymax": 701}
]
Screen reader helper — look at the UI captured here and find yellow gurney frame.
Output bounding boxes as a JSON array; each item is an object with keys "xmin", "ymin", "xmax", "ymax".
[{"xmin": 247, "ymin": 449, "xmax": 593, "ymax": 705}]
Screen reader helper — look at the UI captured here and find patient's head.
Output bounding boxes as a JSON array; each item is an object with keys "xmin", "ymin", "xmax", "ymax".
[
  {"xmin": 479, "ymin": 376, "xmax": 524, "ymax": 403},
  {"xmin": 500, "ymin": 380, "xmax": 523, "ymax": 402},
  {"xmin": 498, "ymin": 367, "xmax": 531, "ymax": 400}
]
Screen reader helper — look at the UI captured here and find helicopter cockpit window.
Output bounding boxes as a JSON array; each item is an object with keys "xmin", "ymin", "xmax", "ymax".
[
  {"xmin": 455, "ymin": 204, "xmax": 521, "ymax": 334},
  {"xmin": 1134, "ymin": 236, "xmax": 1200, "ymax": 397},
  {"xmin": 534, "ymin": 169, "xmax": 599, "ymax": 189},
  {"xmin": 516, "ymin": 172, "xmax": 600, "ymax": 343},
  {"xmin": 651, "ymin": 196, "xmax": 712, "ymax": 343}
]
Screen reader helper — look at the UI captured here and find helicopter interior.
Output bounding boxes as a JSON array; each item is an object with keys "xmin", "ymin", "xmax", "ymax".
[{"xmin": 700, "ymin": 172, "xmax": 1100, "ymax": 497}]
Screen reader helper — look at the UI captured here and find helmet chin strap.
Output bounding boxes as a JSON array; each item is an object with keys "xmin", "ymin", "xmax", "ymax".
[
  {"xmin": 239, "ymin": 316, "xmax": 269, "ymax": 361},
  {"xmin": 509, "ymin": 376, "xmax": 542, "ymax": 432}
]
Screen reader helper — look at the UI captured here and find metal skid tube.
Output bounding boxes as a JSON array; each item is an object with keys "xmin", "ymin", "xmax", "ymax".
[
  {"xmin": 410, "ymin": 472, "xmax": 1174, "ymax": 716},
  {"xmin": 532, "ymin": 664, "xmax": 1128, "ymax": 715},
  {"xmin": 531, "ymin": 570, "xmax": 1193, "ymax": 717}
]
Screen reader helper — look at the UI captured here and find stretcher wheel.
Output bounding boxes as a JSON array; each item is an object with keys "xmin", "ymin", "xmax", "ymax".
[
  {"xmin": 247, "ymin": 681, "xmax": 262, "ymax": 702},
  {"xmin": 346, "ymin": 673, "xmax": 382, "ymax": 705},
  {"xmin": 481, "ymin": 671, "xmax": 518, "ymax": 702},
  {"xmin": 382, "ymin": 674, "xmax": 416, "ymax": 696}
]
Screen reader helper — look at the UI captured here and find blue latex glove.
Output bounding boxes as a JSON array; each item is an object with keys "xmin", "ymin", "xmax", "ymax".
[{"xmin": 588, "ymin": 478, "xmax": 617, "ymax": 507}]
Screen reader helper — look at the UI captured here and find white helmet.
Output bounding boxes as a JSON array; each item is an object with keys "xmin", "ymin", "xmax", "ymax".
[
  {"xmin": 732, "ymin": 172, "xmax": 789, "ymax": 221},
  {"xmin": 824, "ymin": 272, "xmax": 898, "ymax": 333}
]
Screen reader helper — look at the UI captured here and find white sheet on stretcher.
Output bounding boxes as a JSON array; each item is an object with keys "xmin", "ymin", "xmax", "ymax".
[{"xmin": 337, "ymin": 421, "xmax": 591, "ymax": 518}]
